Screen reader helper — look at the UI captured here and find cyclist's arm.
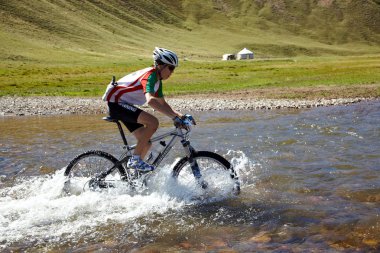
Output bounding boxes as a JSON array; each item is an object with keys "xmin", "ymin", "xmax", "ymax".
[{"xmin": 145, "ymin": 93, "xmax": 182, "ymax": 119}]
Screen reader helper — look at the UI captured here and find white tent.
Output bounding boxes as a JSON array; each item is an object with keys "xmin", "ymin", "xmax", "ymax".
[
  {"xmin": 237, "ymin": 48, "xmax": 254, "ymax": 60},
  {"xmin": 222, "ymin": 54, "xmax": 235, "ymax": 60}
]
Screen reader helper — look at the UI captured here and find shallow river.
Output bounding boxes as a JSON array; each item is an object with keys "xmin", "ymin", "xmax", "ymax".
[{"xmin": 0, "ymin": 100, "xmax": 379, "ymax": 252}]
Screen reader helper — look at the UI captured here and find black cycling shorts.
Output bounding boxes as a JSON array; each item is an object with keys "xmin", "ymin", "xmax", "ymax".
[{"xmin": 108, "ymin": 102, "xmax": 144, "ymax": 133}]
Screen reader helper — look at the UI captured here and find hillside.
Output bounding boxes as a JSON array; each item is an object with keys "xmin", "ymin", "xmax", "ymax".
[{"xmin": 1, "ymin": 0, "xmax": 380, "ymax": 63}]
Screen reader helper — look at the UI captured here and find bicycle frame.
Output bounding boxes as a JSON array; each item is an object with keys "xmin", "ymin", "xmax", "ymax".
[
  {"xmin": 128, "ymin": 127, "xmax": 191, "ymax": 167},
  {"xmin": 97, "ymin": 118, "xmax": 197, "ymax": 181}
]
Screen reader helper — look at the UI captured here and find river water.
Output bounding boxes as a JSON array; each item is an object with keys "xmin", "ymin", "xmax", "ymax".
[{"xmin": 0, "ymin": 100, "xmax": 379, "ymax": 252}]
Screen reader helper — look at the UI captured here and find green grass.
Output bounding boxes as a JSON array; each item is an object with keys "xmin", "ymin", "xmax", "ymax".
[
  {"xmin": 0, "ymin": 1, "xmax": 379, "ymax": 98},
  {"xmin": 169, "ymin": 56, "xmax": 380, "ymax": 96},
  {"xmin": 1, "ymin": 55, "xmax": 379, "ymax": 97}
]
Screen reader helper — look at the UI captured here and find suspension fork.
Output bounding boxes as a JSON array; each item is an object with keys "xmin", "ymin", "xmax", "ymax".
[
  {"xmin": 181, "ymin": 139, "xmax": 208, "ymax": 189},
  {"xmin": 181, "ymin": 139, "xmax": 200, "ymax": 177}
]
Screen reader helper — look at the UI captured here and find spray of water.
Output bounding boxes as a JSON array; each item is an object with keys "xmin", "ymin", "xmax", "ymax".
[{"xmin": 0, "ymin": 151, "xmax": 259, "ymax": 248}]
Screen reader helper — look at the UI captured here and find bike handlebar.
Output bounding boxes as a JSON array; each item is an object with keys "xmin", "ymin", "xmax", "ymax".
[{"xmin": 173, "ymin": 114, "xmax": 195, "ymax": 133}]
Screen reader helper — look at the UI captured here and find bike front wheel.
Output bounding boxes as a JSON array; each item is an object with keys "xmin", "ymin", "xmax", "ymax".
[
  {"xmin": 64, "ymin": 150, "xmax": 124, "ymax": 193},
  {"xmin": 172, "ymin": 151, "xmax": 240, "ymax": 197}
]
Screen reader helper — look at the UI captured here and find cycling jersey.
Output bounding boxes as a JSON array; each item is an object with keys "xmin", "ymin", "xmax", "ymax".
[{"xmin": 102, "ymin": 67, "xmax": 164, "ymax": 105}]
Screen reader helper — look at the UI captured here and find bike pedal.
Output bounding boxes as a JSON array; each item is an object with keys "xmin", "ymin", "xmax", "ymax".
[
  {"xmin": 199, "ymin": 180, "xmax": 208, "ymax": 189},
  {"xmin": 89, "ymin": 179, "xmax": 116, "ymax": 189},
  {"xmin": 99, "ymin": 181, "xmax": 116, "ymax": 188}
]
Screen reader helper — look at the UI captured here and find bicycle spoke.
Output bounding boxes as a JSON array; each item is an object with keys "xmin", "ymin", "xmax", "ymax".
[
  {"xmin": 65, "ymin": 151, "xmax": 123, "ymax": 193},
  {"xmin": 175, "ymin": 156, "xmax": 237, "ymax": 197}
]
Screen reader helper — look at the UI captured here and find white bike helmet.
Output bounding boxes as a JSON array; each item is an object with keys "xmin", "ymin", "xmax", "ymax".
[{"xmin": 153, "ymin": 47, "xmax": 179, "ymax": 67}]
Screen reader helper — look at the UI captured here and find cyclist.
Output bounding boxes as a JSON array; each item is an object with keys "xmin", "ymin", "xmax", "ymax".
[{"xmin": 102, "ymin": 47, "xmax": 188, "ymax": 172}]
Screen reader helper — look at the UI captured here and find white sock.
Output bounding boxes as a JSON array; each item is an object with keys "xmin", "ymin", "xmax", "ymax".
[{"xmin": 132, "ymin": 155, "xmax": 141, "ymax": 160}]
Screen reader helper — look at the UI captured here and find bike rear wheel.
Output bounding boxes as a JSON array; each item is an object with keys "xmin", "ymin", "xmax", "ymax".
[
  {"xmin": 172, "ymin": 151, "xmax": 240, "ymax": 197},
  {"xmin": 64, "ymin": 150, "xmax": 124, "ymax": 193}
]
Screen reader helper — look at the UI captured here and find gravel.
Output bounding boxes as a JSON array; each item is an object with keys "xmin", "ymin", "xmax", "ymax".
[{"xmin": 0, "ymin": 96, "xmax": 375, "ymax": 116}]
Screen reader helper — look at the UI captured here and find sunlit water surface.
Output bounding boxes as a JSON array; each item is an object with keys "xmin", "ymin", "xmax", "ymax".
[{"xmin": 0, "ymin": 100, "xmax": 379, "ymax": 252}]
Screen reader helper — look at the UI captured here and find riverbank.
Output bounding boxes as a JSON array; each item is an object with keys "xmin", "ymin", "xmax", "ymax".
[{"xmin": 0, "ymin": 95, "xmax": 376, "ymax": 117}]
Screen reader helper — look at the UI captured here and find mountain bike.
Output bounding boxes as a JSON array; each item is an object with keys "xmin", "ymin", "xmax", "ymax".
[{"xmin": 64, "ymin": 116, "xmax": 241, "ymax": 196}]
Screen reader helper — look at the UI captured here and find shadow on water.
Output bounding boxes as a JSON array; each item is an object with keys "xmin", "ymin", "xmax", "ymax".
[{"xmin": 1, "ymin": 100, "xmax": 380, "ymax": 252}]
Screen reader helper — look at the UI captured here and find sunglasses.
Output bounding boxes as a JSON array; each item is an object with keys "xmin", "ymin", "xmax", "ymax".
[{"xmin": 167, "ymin": 65, "xmax": 175, "ymax": 71}]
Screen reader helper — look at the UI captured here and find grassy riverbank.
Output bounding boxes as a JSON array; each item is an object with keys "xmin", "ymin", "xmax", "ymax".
[{"xmin": 1, "ymin": 55, "xmax": 379, "ymax": 99}]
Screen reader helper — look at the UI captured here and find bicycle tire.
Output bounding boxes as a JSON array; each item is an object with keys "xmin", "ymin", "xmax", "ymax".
[
  {"xmin": 172, "ymin": 151, "xmax": 240, "ymax": 196},
  {"xmin": 64, "ymin": 150, "xmax": 124, "ymax": 191}
]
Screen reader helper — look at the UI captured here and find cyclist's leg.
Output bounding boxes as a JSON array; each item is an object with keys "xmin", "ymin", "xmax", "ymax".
[
  {"xmin": 108, "ymin": 102, "xmax": 158, "ymax": 160},
  {"xmin": 133, "ymin": 111, "xmax": 159, "ymax": 159}
]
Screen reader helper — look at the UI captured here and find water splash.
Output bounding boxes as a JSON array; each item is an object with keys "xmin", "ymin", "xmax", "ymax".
[
  {"xmin": 0, "ymin": 151, "xmax": 256, "ymax": 248},
  {"xmin": 227, "ymin": 150, "xmax": 262, "ymax": 186}
]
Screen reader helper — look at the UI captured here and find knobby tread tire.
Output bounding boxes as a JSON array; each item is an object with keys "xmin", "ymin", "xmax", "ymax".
[
  {"xmin": 172, "ymin": 151, "xmax": 240, "ymax": 194},
  {"xmin": 64, "ymin": 150, "xmax": 122, "ymax": 177}
]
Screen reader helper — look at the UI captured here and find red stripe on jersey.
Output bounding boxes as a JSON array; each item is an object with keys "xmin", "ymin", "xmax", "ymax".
[
  {"xmin": 106, "ymin": 70, "xmax": 152, "ymax": 102},
  {"xmin": 106, "ymin": 86, "xmax": 124, "ymax": 101},
  {"xmin": 140, "ymin": 69, "xmax": 155, "ymax": 92},
  {"xmin": 115, "ymin": 85, "xmax": 143, "ymax": 103}
]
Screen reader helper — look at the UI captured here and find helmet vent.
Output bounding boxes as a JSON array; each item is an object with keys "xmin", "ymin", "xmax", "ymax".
[{"xmin": 153, "ymin": 47, "xmax": 178, "ymax": 67}]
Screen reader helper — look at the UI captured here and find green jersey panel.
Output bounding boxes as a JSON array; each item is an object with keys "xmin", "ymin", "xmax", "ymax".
[{"xmin": 145, "ymin": 71, "xmax": 164, "ymax": 98}]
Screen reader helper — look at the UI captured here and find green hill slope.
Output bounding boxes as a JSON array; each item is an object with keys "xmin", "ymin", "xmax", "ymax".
[
  {"xmin": 0, "ymin": 0, "xmax": 379, "ymax": 98},
  {"xmin": 1, "ymin": 0, "xmax": 379, "ymax": 63}
]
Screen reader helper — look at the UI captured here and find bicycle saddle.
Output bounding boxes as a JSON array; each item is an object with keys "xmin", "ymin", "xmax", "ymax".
[{"xmin": 102, "ymin": 116, "xmax": 118, "ymax": 123}]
